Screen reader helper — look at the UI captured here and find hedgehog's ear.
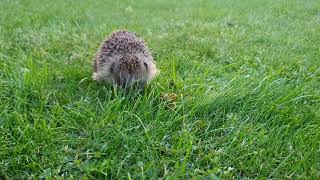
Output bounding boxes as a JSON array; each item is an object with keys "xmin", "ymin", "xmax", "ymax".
[
  {"xmin": 109, "ymin": 62, "xmax": 115, "ymax": 73},
  {"xmin": 144, "ymin": 62, "xmax": 148, "ymax": 70}
]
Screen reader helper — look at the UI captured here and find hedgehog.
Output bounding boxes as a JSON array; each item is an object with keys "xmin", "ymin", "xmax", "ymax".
[{"xmin": 92, "ymin": 30, "xmax": 158, "ymax": 88}]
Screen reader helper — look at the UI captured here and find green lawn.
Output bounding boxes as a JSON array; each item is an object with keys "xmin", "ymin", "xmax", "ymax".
[{"xmin": 1, "ymin": 0, "xmax": 320, "ymax": 178}]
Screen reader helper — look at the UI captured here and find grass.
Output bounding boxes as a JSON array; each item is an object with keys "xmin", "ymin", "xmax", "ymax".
[{"xmin": 1, "ymin": 0, "xmax": 320, "ymax": 178}]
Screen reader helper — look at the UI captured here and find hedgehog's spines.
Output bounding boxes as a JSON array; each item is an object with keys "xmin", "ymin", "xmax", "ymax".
[{"xmin": 92, "ymin": 30, "xmax": 158, "ymax": 87}]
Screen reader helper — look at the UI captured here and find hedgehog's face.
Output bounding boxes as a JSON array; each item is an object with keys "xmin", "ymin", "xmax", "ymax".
[{"xmin": 109, "ymin": 55, "xmax": 149, "ymax": 88}]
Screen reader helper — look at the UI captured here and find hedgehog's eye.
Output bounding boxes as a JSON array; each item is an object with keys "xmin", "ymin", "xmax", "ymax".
[{"xmin": 144, "ymin": 62, "xmax": 148, "ymax": 70}]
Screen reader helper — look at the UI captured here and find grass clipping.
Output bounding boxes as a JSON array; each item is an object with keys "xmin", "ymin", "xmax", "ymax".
[{"xmin": 160, "ymin": 93, "xmax": 178, "ymax": 110}]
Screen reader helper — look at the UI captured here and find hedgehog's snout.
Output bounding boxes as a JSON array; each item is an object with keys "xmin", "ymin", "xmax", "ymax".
[
  {"xmin": 109, "ymin": 59, "xmax": 148, "ymax": 88},
  {"xmin": 118, "ymin": 72, "xmax": 146, "ymax": 89}
]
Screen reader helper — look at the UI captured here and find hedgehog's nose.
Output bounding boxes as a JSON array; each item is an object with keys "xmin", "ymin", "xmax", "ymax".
[{"xmin": 121, "ymin": 76, "xmax": 133, "ymax": 88}]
